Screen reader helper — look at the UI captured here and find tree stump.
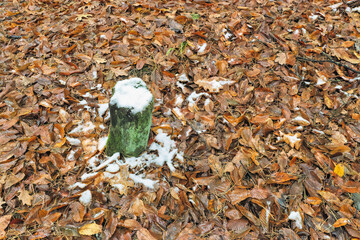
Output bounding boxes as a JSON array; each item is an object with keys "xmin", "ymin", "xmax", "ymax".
[{"xmin": 106, "ymin": 78, "xmax": 153, "ymax": 157}]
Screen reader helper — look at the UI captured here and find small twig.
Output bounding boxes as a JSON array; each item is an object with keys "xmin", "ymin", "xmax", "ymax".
[
  {"xmin": 238, "ymin": 160, "xmax": 256, "ymax": 185},
  {"xmin": 321, "ymin": 97, "xmax": 355, "ymax": 130},
  {"xmin": 296, "ymin": 56, "xmax": 360, "ymax": 74}
]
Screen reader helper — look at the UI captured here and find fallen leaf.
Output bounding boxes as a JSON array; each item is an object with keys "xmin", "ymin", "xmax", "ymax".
[
  {"xmin": 18, "ymin": 189, "xmax": 33, "ymax": 206},
  {"xmin": 78, "ymin": 223, "xmax": 102, "ymax": 236},
  {"xmin": 333, "ymin": 218, "xmax": 350, "ymax": 228},
  {"xmin": 334, "ymin": 163, "xmax": 345, "ymax": 177}
]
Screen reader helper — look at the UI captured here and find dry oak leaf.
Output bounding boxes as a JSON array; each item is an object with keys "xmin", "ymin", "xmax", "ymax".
[
  {"xmin": 18, "ymin": 189, "xmax": 33, "ymax": 206},
  {"xmin": 281, "ymin": 132, "xmax": 301, "ymax": 149},
  {"xmin": 275, "ymin": 52, "xmax": 287, "ymax": 65},
  {"xmin": 78, "ymin": 223, "xmax": 102, "ymax": 236},
  {"xmin": 0, "ymin": 215, "xmax": 11, "ymax": 238},
  {"xmin": 194, "ymin": 77, "xmax": 235, "ymax": 93}
]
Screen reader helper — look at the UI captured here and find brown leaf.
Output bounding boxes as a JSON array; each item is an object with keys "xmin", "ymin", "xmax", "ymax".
[
  {"xmin": 237, "ymin": 205, "xmax": 260, "ymax": 226},
  {"xmin": 137, "ymin": 227, "xmax": 157, "ymax": 240},
  {"xmin": 305, "ymin": 197, "xmax": 322, "ymax": 205},
  {"xmin": 78, "ymin": 223, "xmax": 102, "ymax": 236},
  {"xmin": 227, "ymin": 188, "xmax": 250, "ymax": 204},
  {"xmin": 129, "ymin": 198, "xmax": 145, "ymax": 217},
  {"xmin": 5, "ymin": 172, "xmax": 25, "ymax": 189},
  {"xmin": 195, "ymin": 77, "xmax": 235, "ymax": 93},
  {"xmin": 18, "ymin": 189, "xmax": 33, "ymax": 206},
  {"xmin": 70, "ymin": 202, "xmax": 85, "ymax": 222},
  {"xmin": 333, "ymin": 218, "xmax": 350, "ymax": 228},
  {"xmin": 121, "ymin": 219, "xmax": 141, "ymax": 229},
  {"xmin": 208, "ymin": 155, "xmax": 224, "ymax": 177},
  {"xmin": 246, "ymin": 68, "xmax": 261, "ymax": 77},
  {"xmin": 0, "ymin": 215, "xmax": 11, "ymax": 238},
  {"xmin": 268, "ymin": 172, "xmax": 298, "ymax": 184}
]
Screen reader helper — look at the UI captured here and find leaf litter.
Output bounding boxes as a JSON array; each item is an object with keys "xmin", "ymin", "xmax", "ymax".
[{"xmin": 0, "ymin": 0, "xmax": 360, "ymax": 239}]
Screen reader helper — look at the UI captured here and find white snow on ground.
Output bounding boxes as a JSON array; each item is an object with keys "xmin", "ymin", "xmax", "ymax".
[
  {"xmin": 177, "ymin": 73, "xmax": 189, "ymax": 82},
  {"xmin": 129, "ymin": 174, "xmax": 157, "ymax": 189},
  {"xmin": 316, "ymin": 76, "xmax": 327, "ymax": 86},
  {"xmin": 98, "ymin": 136, "xmax": 108, "ymax": 151},
  {"xmin": 198, "ymin": 43, "xmax": 207, "ymax": 53},
  {"xmin": 187, "ymin": 92, "xmax": 209, "ymax": 109},
  {"xmin": 98, "ymin": 103, "xmax": 109, "ymax": 117},
  {"xmin": 110, "ymin": 78, "xmax": 153, "ymax": 114},
  {"xmin": 69, "ymin": 182, "xmax": 87, "ymax": 189},
  {"xmin": 74, "ymin": 130, "xmax": 183, "ymax": 191},
  {"xmin": 66, "ymin": 136, "xmax": 81, "ymax": 146},
  {"xmin": 288, "ymin": 211, "xmax": 303, "ymax": 229},
  {"xmin": 175, "ymin": 94, "xmax": 184, "ymax": 106},
  {"xmin": 69, "ymin": 121, "xmax": 95, "ymax": 134},
  {"xmin": 79, "ymin": 190, "xmax": 92, "ymax": 206}
]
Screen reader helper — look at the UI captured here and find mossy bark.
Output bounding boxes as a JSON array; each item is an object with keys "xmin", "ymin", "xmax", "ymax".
[{"xmin": 106, "ymin": 99, "xmax": 153, "ymax": 157}]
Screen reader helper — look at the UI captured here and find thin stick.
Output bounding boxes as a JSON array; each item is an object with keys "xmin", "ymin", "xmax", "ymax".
[{"xmin": 296, "ymin": 56, "xmax": 360, "ymax": 74}]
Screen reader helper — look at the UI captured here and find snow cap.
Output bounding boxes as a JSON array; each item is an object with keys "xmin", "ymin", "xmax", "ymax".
[{"xmin": 110, "ymin": 78, "xmax": 153, "ymax": 114}]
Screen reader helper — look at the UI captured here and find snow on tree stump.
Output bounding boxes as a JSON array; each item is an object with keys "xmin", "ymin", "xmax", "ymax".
[{"xmin": 106, "ymin": 78, "xmax": 153, "ymax": 157}]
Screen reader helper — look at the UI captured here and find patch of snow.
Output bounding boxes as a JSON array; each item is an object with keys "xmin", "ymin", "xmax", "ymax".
[
  {"xmin": 105, "ymin": 163, "xmax": 120, "ymax": 173},
  {"xmin": 88, "ymin": 155, "xmax": 99, "ymax": 168},
  {"xmin": 104, "ymin": 112, "xmax": 110, "ymax": 121},
  {"xmin": 222, "ymin": 29, "xmax": 233, "ymax": 40},
  {"xmin": 129, "ymin": 174, "xmax": 157, "ymax": 189},
  {"xmin": 79, "ymin": 190, "xmax": 92, "ymax": 206},
  {"xmin": 178, "ymin": 73, "xmax": 189, "ymax": 82},
  {"xmin": 66, "ymin": 136, "xmax": 81, "ymax": 146},
  {"xmin": 352, "ymin": 7, "xmax": 360, "ymax": 12},
  {"xmin": 335, "ymin": 85, "xmax": 342, "ymax": 89},
  {"xmin": 330, "ymin": 2, "xmax": 342, "ymax": 11},
  {"xmin": 59, "ymin": 80, "xmax": 66, "ymax": 85},
  {"xmin": 81, "ymin": 172, "xmax": 98, "ymax": 181},
  {"xmin": 313, "ymin": 129, "xmax": 325, "ymax": 135},
  {"xmin": 288, "ymin": 211, "xmax": 303, "ymax": 229},
  {"xmin": 113, "ymin": 183, "xmax": 125, "ymax": 192},
  {"xmin": 187, "ymin": 92, "xmax": 209, "ymax": 109},
  {"xmin": 98, "ymin": 136, "xmax": 108, "ymax": 151},
  {"xmin": 92, "ymin": 70, "xmax": 97, "ymax": 79},
  {"xmin": 197, "ymin": 78, "xmax": 236, "ymax": 92},
  {"xmin": 94, "ymin": 153, "xmax": 120, "ymax": 171},
  {"xmin": 79, "ymin": 100, "xmax": 87, "ymax": 105},
  {"xmin": 285, "ymin": 134, "xmax": 301, "ymax": 145},
  {"xmin": 185, "ymin": 128, "xmax": 192, "ymax": 137},
  {"xmin": 98, "ymin": 103, "xmax": 109, "ymax": 117},
  {"xmin": 164, "ymin": 108, "xmax": 172, "ymax": 116},
  {"xmin": 309, "ymin": 14, "xmax": 318, "ymax": 21},
  {"xmin": 294, "ymin": 29, "xmax": 300, "ymax": 35},
  {"xmin": 316, "ymin": 75, "xmax": 327, "ymax": 86},
  {"xmin": 69, "ymin": 121, "xmax": 95, "ymax": 134},
  {"xmin": 110, "ymin": 78, "xmax": 153, "ymax": 114},
  {"xmin": 198, "ymin": 43, "xmax": 207, "ymax": 53},
  {"xmin": 204, "ymin": 98, "xmax": 211, "ymax": 106},
  {"xmin": 93, "ymin": 210, "xmax": 104, "ymax": 219},
  {"xmin": 82, "ymin": 92, "xmax": 93, "ymax": 98},
  {"xmin": 99, "ymin": 124, "xmax": 106, "ymax": 130},
  {"xmin": 67, "ymin": 150, "xmax": 76, "ymax": 161},
  {"xmin": 295, "ymin": 126, "xmax": 303, "ymax": 131},
  {"xmin": 172, "ymin": 107, "xmax": 183, "ymax": 118},
  {"xmin": 175, "ymin": 94, "xmax": 184, "ymax": 106},
  {"xmin": 176, "ymin": 81, "xmax": 186, "ymax": 92},
  {"xmin": 69, "ymin": 182, "xmax": 87, "ymax": 189},
  {"xmin": 292, "ymin": 116, "xmax": 310, "ymax": 125}
]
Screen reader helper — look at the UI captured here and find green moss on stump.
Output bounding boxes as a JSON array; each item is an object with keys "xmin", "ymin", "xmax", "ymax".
[{"xmin": 106, "ymin": 78, "xmax": 153, "ymax": 157}]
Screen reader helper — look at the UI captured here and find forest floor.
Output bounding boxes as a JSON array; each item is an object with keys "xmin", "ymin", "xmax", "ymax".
[{"xmin": 1, "ymin": 0, "xmax": 360, "ymax": 239}]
